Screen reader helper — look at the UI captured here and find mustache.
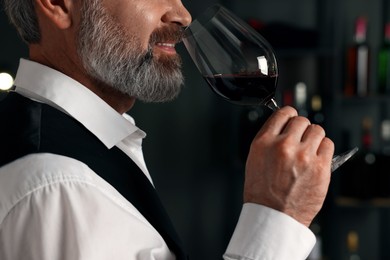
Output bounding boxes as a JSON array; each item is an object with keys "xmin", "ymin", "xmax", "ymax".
[{"xmin": 149, "ymin": 25, "xmax": 185, "ymax": 45}]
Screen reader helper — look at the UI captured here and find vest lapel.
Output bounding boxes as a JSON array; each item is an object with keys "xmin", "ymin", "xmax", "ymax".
[{"xmin": 0, "ymin": 92, "xmax": 188, "ymax": 259}]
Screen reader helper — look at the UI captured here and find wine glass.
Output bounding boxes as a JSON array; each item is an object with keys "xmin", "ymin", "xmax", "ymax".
[{"xmin": 182, "ymin": 4, "xmax": 358, "ymax": 172}]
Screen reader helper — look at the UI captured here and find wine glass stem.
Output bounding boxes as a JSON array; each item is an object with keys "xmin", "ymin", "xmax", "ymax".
[{"xmin": 265, "ymin": 98, "xmax": 280, "ymax": 111}]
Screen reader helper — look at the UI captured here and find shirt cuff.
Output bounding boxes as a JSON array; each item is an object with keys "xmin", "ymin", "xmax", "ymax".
[{"xmin": 224, "ymin": 203, "xmax": 316, "ymax": 260}]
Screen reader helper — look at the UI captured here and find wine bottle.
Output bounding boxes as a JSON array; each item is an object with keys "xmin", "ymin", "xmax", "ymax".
[
  {"xmin": 362, "ymin": 117, "xmax": 374, "ymax": 157},
  {"xmin": 378, "ymin": 23, "xmax": 390, "ymax": 95},
  {"xmin": 361, "ymin": 117, "xmax": 377, "ymax": 198},
  {"xmin": 346, "ymin": 231, "xmax": 361, "ymax": 260},
  {"xmin": 379, "ymin": 119, "xmax": 390, "ymax": 197},
  {"xmin": 345, "ymin": 16, "xmax": 370, "ymax": 97},
  {"xmin": 294, "ymin": 82, "xmax": 308, "ymax": 117},
  {"xmin": 310, "ymin": 95, "xmax": 325, "ymax": 126},
  {"xmin": 381, "ymin": 119, "xmax": 390, "ymax": 155}
]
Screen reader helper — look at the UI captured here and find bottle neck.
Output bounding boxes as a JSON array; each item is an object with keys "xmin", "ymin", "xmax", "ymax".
[
  {"xmin": 384, "ymin": 23, "xmax": 390, "ymax": 44},
  {"xmin": 362, "ymin": 117, "xmax": 373, "ymax": 150},
  {"xmin": 355, "ymin": 17, "xmax": 367, "ymax": 44}
]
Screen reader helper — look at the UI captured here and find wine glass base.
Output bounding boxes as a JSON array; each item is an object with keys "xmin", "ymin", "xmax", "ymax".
[{"xmin": 331, "ymin": 147, "xmax": 359, "ymax": 172}]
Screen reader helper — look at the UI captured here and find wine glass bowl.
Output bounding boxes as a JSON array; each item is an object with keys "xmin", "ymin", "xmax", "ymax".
[
  {"xmin": 183, "ymin": 4, "xmax": 279, "ymax": 109},
  {"xmin": 183, "ymin": 4, "xmax": 358, "ymax": 171}
]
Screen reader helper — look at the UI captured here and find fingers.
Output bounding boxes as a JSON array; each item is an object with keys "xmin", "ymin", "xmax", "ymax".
[
  {"xmin": 301, "ymin": 124, "xmax": 325, "ymax": 143},
  {"xmin": 317, "ymin": 137, "xmax": 335, "ymax": 159},
  {"xmin": 257, "ymin": 105, "xmax": 333, "ymax": 158},
  {"xmin": 244, "ymin": 105, "xmax": 335, "ymax": 227},
  {"xmin": 300, "ymin": 124, "xmax": 326, "ymax": 154},
  {"xmin": 288, "ymin": 118, "xmax": 333, "ymax": 160},
  {"xmin": 257, "ymin": 106, "xmax": 298, "ymax": 137},
  {"xmin": 282, "ymin": 116, "xmax": 311, "ymax": 142},
  {"xmin": 300, "ymin": 123, "xmax": 334, "ymax": 159}
]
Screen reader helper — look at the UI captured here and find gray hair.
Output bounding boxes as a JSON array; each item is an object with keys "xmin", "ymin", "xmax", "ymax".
[{"xmin": 2, "ymin": 0, "xmax": 41, "ymax": 43}]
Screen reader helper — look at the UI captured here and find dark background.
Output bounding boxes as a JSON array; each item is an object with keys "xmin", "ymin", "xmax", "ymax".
[{"xmin": 3, "ymin": 0, "xmax": 390, "ymax": 259}]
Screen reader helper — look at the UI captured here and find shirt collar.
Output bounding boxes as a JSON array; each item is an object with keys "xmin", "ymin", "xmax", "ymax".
[{"xmin": 13, "ymin": 58, "xmax": 145, "ymax": 149}]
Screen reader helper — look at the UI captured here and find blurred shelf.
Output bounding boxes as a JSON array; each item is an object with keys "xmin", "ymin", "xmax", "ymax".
[
  {"xmin": 274, "ymin": 47, "xmax": 334, "ymax": 58},
  {"xmin": 331, "ymin": 95, "xmax": 390, "ymax": 104},
  {"xmin": 335, "ymin": 197, "xmax": 390, "ymax": 208}
]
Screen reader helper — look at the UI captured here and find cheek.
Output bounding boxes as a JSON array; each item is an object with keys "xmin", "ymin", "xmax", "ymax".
[
  {"xmin": 103, "ymin": 0, "xmax": 167, "ymax": 51},
  {"xmin": 129, "ymin": 11, "xmax": 160, "ymax": 47},
  {"xmin": 110, "ymin": 4, "xmax": 160, "ymax": 48}
]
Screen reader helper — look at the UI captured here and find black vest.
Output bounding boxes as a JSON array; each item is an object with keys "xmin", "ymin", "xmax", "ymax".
[{"xmin": 0, "ymin": 92, "xmax": 187, "ymax": 259}]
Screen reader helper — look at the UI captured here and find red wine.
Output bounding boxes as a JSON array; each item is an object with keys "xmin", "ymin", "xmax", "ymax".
[{"xmin": 203, "ymin": 73, "xmax": 277, "ymax": 106}]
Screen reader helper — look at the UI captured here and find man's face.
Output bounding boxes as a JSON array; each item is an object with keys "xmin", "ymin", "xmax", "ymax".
[{"xmin": 77, "ymin": 0, "xmax": 191, "ymax": 103}]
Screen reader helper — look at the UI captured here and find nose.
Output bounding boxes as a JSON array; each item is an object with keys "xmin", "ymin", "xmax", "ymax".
[{"xmin": 162, "ymin": 0, "xmax": 192, "ymax": 27}]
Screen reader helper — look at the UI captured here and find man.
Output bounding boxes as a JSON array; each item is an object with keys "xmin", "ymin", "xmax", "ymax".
[{"xmin": 0, "ymin": 0, "xmax": 334, "ymax": 259}]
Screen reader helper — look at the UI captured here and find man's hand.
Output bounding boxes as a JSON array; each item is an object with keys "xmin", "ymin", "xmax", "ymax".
[{"xmin": 244, "ymin": 106, "xmax": 334, "ymax": 227}]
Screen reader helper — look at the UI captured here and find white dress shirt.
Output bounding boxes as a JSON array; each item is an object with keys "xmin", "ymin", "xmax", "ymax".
[{"xmin": 0, "ymin": 59, "xmax": 316, "ymax": 260}]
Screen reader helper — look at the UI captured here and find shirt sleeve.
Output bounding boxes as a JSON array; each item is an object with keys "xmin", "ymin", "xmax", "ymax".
[{"xmin": 223, "ymin": 203, "xmax": 316, "ymax": 260}]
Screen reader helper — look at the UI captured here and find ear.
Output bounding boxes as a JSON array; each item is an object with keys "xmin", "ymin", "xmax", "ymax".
[{"xmin": 34, "ymin": 0, "xmax": 74, "ymax": 29}]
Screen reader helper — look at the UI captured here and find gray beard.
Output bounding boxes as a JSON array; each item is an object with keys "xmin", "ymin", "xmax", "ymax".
[{"xmin": 77, "ymin": 0, "xmax": 184, "ymax": 103}]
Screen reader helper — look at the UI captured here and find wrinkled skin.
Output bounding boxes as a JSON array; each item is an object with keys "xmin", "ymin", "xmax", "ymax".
[{"xmin": 244, "ymin": 106, "xmax": 334, "ymax": 227}]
